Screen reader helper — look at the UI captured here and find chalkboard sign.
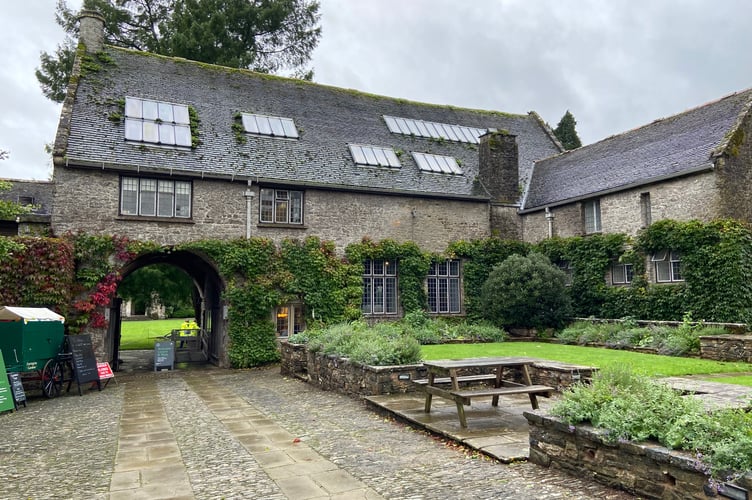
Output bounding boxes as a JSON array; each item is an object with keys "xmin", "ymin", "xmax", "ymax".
[
  {"xmin": 67, "ymin": 335, "xmax": 100, "ymax": 395},
  {"xmin": 8, "ymin": 373, "xmax": 26, "ymax": 408},
  {"xmin": 0, "ymin": 351, "xmax": 15, "ymax": 413},
  {"xmin": 154, "ymin": 341, "xmax": 175, "ymax": 371}
]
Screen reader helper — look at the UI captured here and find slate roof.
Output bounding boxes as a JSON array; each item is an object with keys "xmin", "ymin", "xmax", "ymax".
[
  {"xmin": 522, "ymin": 88, "xmax": 752, "ymax": 211},
  {"xmin": 0, "ymin": 179, "xmax": 54, "ymax": 215},
  {"xmin": 60, "ymin": 47, "xmax": 561, "ymax": 200}
]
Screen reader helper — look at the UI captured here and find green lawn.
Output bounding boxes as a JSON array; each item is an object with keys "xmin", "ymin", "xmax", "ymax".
[
  {"xmin": 700, "ymin": 375, "xmax": 752, "ymax": 387},
  {"xmin": 421, "ymin": 342, "xmax": 752, "ymax": 378},
  {"xmin": 120, "ymin": 319, "xmax": 184, "ymax": 350}
]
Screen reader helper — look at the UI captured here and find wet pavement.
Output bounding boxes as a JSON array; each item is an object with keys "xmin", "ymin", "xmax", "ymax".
[{"xmin": 0, "ymin": 351, "xmax": 643, "ymax": 499}]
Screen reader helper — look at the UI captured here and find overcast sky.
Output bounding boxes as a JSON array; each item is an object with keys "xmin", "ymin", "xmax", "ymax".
[{"xmin": 2, "ymin": 0, "xmax": 752, "ymax": 180}]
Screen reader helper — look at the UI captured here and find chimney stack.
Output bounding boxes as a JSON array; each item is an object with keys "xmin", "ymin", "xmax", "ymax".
[
  {"xmin": 478, "ymin": 130, "xmax": 520, "ymax": 203},
  {"xmin": 78, "ymin": 10, "xmax": 105, "ymax": 53}
]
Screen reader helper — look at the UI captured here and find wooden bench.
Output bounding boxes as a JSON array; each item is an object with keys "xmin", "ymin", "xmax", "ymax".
[
  {"xmin": 412, "ymin": 374, "xmax": 497, "ymax": 386},
  {"xmin": 450, "ymin": 384, "xmax": 553, "ymax": 409}
]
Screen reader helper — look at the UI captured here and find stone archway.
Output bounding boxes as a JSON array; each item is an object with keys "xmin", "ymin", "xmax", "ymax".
[{"xmin": 107, "ymin": 248, "xmax": 228, "ymax": 368}]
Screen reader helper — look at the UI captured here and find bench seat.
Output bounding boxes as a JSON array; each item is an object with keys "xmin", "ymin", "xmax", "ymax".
[
  {"xmin": 412, "ymin": 374, "xmax": 497, "ymax": 386},
  {"xmin": 450, "ymin": 384, "xmax": 554, "ymax": 408}
]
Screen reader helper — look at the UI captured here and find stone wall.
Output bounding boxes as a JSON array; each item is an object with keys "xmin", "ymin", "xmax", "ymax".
[
  {"xmin": 52, "ymin": 166, "xmax": 490, "ymax": 253},
  {"xmin": 279, "ymin": 341, "xmax": 595, "ymax": 397},
  {"xmin": 521, "ymin": 172, "xmax": 721, "ymax": 243},
  {"xmin": 700, "ymin": 335, "xmax": 752, "ymax": 362},
  {"xmin": 718, "ymin": 108, "xmax": 752, "ymax": 223},
  {"xmin": 525, "ymin": 411, "xmax": 727, "ymax": 499}
]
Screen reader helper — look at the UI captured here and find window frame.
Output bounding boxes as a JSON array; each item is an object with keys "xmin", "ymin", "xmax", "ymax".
[
  {"xmin": 120, "ymin": 176, "xmax": 192, "ymax": 219},
  {"xmin": 611, "ymin": 262, "xmax": 634, "ymax": 285},
  {"xmin": 259, "ymin": 188, "xmax": 304, "ymax": 225},
  {"xmin": 652, "ymin": 250, "xmax": 684, "ymax": 283},
  {"xmin": 362, "ymin": 258, "xmax": 398, "ymax": 315},
  {"xmin": 583, "ymin": 199, "xmax": 602, "ymax": 234},
  {"xmin": 426, "ymin": 259, "xmax": 462, "ymax": 314},
  {"xmin": 274, "ymin": 302, "xmax": 305, "ymax": 338}
]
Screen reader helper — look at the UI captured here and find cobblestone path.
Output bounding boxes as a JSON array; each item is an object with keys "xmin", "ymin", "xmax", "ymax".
[{"xmin": 0, "ymin": 366, "xmax": 635, "ymax": 499}]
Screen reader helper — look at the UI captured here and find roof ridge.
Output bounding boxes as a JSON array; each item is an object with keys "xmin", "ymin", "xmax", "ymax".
[
  {"xmin": 107, "ymin": 45, "xmax": 531, "ymax": 120},
  {"xmin": 535, "ymin": 87, "xmax": 752, "ymax": 166}
]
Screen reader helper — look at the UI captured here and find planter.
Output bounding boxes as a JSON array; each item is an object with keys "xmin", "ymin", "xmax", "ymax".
[
  {"xmin": 524, "ymin": 411, "xmax": 751, "ymax": 499},
  {"xmin": 279, "ymin": 341, "xmax": 595, "ymax": 397}
]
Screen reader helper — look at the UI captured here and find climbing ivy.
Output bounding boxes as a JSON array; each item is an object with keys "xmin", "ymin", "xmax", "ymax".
[
  {"xmin": 346, "ymin": 238, "xmax": 431, "ymax": 314},
  {"xmin": 536, "ymin": 233, "xmax": 629, "ymax": 317}
]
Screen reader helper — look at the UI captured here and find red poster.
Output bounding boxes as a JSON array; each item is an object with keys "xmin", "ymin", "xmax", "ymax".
[{"xmin": 97, "ymin": 362, "xmax": 114, "ymax": 379}]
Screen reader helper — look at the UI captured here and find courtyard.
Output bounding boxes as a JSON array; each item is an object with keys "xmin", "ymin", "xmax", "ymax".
[{"xmin": 0, "ymin": 355, "xmax": 634, "ymax": 500}]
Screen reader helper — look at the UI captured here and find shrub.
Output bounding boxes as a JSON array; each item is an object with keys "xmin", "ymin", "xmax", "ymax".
[
  {"xmin": 551, "ymin": 365, "xmax": 752, "ymax": 479},
  {"xmin": 479, "ymin": 253, "xmax": 572, "ymax": 330},
  {"xmin": 303, "ymin": 320, "xmax": 422, "ymax": 365}
]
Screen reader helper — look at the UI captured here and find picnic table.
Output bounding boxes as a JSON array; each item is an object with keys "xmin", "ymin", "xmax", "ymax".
[{"xmin": 415, "ymin": 357, "xmax": 554, "ymax": 428}]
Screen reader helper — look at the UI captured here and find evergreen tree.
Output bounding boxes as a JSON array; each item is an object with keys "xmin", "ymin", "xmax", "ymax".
[
  {"xmin": 37, "ymin": 0, "xmax": 321, "ymax": 103},
  {"xmin": 553, "ymin": 110, "xmax": 582, "ymax": 150}
]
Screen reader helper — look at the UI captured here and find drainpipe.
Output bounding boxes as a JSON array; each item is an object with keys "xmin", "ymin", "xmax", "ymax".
[
  {"xmin": 545, "ymin": 207, "xmax": 555, "ymax": 239},
  {"xmin": 244, "ymin": 181, "xmax": 255, "ymax": 239}
]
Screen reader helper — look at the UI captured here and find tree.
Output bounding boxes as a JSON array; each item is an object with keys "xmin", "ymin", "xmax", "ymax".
[
  {"xmin": 553, "ymin": 110, "xmax": 582, "ymax": 150},
  {"xmin": 479, "ymin": 253, "xmax": 572, "ymax": 330},
  {"xmin": 37, "ymin": 0, "xmax": 321, "ymax": 103},
  {"xmin": 118, "ymin": 264, "xmax": 194, "ymax": 315}
]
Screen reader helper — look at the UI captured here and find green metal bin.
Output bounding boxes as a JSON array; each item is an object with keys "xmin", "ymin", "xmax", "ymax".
[{"xmin": 0, "ymin": 307, "xmax": 65, "ymax": 372}]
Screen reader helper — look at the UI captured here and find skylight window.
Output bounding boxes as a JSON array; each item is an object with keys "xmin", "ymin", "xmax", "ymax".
[
  {"xmin": 383, "ymin": 115, "xmax": 488, "ymax": 144},
  {"xmin": 412, "ymin": 152, "xmax": 463, "ymax": 175},
  {"xmin": 349, "ymin": 144, "xmax": 401, "ymax": 168},
  {"xmin": 124, "ymin": 97, "xmax": 192, "ymax": 147},
  {"xmin": 241, "ymin": 113, "xmax": 299, "ymax": 139}
]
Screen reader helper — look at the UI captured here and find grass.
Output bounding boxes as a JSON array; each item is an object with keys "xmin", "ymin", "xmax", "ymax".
[
  {"xmin": 120, "ymin": 319, "xmax": 184, "ymax": 350},
  {"xmin": 421, "ymin": 342, "xmax": 752, "ymax": 378},
  {"xmin": 700, "ymin": 375, "xmax": 752, "ymax": 387}
]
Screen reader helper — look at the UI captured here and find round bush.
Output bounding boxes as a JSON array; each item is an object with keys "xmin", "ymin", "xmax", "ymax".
[{"xmin": 479, "ymin": 253, "xmax": 572, "ymax": 329}]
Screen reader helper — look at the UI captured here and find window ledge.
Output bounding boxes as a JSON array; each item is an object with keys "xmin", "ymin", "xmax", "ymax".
[
  {"xmin": 257, "ymin": 223, "xmax": 307, "ymax": 230},
  {"xmin": 116, "ymin": 215, "xmax": 194, "ymax": 224}
]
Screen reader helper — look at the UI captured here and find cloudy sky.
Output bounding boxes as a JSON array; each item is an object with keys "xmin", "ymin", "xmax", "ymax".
[{"xmin": 2, "ymin": 0, "xmax": 752, "ymax": 180}]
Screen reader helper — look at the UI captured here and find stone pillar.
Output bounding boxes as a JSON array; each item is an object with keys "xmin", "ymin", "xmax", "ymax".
[
  {"xmin": 478, "ymin": 130, "xmax": 519, "ymax": 203},
  {"xmin": 78, "ymin": 10, "xmax": 105, "ymax": 53}
]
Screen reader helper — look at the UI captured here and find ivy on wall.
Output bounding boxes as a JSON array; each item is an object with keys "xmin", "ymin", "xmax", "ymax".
[
  {"xmin": 0, "ymin": 236, "xmax": 74, "ymax": 313},
  {"xmin": 0, "ymin": 219, "xmax": 749, "ymax": 368},
  {"xmin": 536, "ymin": 233, "xmax": 629, "ymax": 317},
  {"xmin": 633, "ymin": 219, "xmax": 752, "ymax": 323},
  {"xmin": 345, "ymin": 238, "xmax": 431, "ymax": 314}
]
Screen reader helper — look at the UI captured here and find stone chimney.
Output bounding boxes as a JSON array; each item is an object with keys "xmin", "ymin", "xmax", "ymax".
[
  {"xmin": 78, "ymin": 10, "xmax": 105, "ymax": 53},
  {"xmin": 478, "ymin": 130, "xmax": 520, "ymax": 203}
]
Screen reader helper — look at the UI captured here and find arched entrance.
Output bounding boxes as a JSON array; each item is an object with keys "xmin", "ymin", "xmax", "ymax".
[{"xmin": 105, "ymin": 248, "xmax": 227, "ymax": 369}]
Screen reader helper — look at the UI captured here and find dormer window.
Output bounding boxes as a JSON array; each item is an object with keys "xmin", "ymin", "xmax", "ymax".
[
  {"xmin": 241, "ymin": 113, "xmax": 299, "ymax": 139},
  {"xmin": 124, "ymin": 97, "xmax": 192, "ymax": 147}
]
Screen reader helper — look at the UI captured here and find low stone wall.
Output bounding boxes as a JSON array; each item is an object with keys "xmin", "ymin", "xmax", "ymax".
[
  {"xmin": 524, "ymin": 411, "xmax": 752, "ymax": 499},
  {"xmin": 279, "ymin": 341, "xmax": 596, "ymax": 397},
  {"xmin": 700, "ymin": 334, "xmax": 752, "ymax": 362}
]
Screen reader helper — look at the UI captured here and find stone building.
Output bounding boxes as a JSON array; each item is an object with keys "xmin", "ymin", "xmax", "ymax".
[
  {"xmin": 50, "ymin": 12, "xmax": 564, "ymax": 363},
  {"xmin": 0, "ymin": 179, "xmax": 53, "ymax": 235},
  {"xmin": 520, "ymin": 88, "xmax": 752, "ymax": 285},
  {"xmin": 47, "ymin": 12, "xmax": 752, "ymax": 365}
]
